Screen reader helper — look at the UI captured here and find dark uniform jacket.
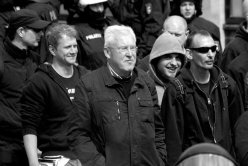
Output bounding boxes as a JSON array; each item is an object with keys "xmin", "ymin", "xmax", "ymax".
[
  {"xmin": 108, "ymin": 0, "xmax": 169, "ymax": 59},
  {"xmin": 20, "ymin": 64, "xmax": 88, "ymax": 158},
  {"xmin": 220, "ymin": 21, "xmax": 248, "ymax": 73},
  {"xmin": 71, "ymin": 16, "xmax": 118, "ymax": 70},
  {"xmin": 68, "ymin": 66, "xmax": 167, "ymax": 166},
  {"xmin": 0, "ymin": 37, "xmax": 37, "ymax": 165},
  {"xmin": 0, "ymin": 37, "xmax": 38, "ymax": 144},
  {"xmin": 161, "ymin": 63, "xmax": 244, "ymax": 166}
]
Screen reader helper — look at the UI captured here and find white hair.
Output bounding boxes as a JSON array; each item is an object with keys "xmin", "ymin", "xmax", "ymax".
[{"xmin": 104, "ymin": 25, "xmax": 136, "ymax": 48}]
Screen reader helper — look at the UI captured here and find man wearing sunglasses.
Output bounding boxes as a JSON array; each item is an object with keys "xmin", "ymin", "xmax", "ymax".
[{"xmin": 160, "ymin": 30, "xmax": 244, "ymax": 166}]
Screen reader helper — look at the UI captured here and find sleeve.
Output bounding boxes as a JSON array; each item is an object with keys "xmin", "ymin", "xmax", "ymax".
[
  {"xmin": 227, "ymin": 76, "xmax": 244, "ymax": 129},
  {"xmin": 226, "ymin": 65, "xmax": 246, "ymax": 111},
  {"xmin": 235, "ymin": 111, "xmax": 248, "ymax": 166},
  {"xmin": 67, "ymin": 80, "xmax": 105, "ymax": 166},
  {"xmin": 20, "ymin": 79, "xmax": 46, "ymax": 136},
  {"xmin": 137, "ymin": 0, "xmax": 165, "ymax": 58},
  {"xmin": 147, "ymin": 76, "xmax": 167, "ymax": 164},
  {"xmin": 220, "ymin": 46, "xmax": 239, "ymax": 73},
  {"xmin": 160, "ymin": 84, "xmax": 185, "ymax": 166}
]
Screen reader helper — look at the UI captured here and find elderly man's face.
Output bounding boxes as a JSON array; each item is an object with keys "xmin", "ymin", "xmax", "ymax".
[
  {"xmin": 106, "ymin": 36, "xmax": 137, "ymax": 76},
  {"xmin": 190, "ymin": 35, "xmax": 216, "ymax": 70}
]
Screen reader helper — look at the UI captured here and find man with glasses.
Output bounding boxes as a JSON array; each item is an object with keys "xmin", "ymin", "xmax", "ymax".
[
  {"xmin": 160, "ymin": 30, "xmax": 244, "ymax": 166},
  {"xmin": 68, "ymin": 25, "xmax": 167, "ymax": 166},
  {"xmin": 0, "ymin": 9, "xmax": 50, "ymax": 166}
]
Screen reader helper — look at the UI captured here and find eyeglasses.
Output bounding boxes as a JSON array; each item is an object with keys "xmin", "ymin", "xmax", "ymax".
[
  {"xmin": 190, "ymin": 45, "xmax": 217, "ymax": 54},
  {"xmin": 108, "ymin": 46, "xmax": 138, "ymax": 53}
]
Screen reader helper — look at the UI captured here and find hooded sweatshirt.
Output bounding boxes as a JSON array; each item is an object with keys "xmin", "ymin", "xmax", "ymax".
[
  {"xmin": 148, "ymin": 32, "xmax": 186, "ymax": 105},
  {"xmin": 21, "ymin": 63, "xmax": 88, "ymax": 158},
  {"xmin": 220, "ymin": 21, "xmax": 248, "ymax": 72}
]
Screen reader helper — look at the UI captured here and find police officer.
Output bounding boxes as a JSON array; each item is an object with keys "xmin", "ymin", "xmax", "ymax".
[{"xmin": 108, "ymin": 0, "xmax": 170, "ymax": 59}]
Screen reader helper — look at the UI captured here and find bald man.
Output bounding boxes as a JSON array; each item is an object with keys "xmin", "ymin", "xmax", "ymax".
[{"xmin": 137, "ymin": 15, "xmax": 188, "ymax": 71}]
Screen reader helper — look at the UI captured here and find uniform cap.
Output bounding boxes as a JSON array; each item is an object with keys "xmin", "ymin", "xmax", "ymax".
[{"xmin": 9, "ymin": 9, "xmax": 50, "ymax": 30}]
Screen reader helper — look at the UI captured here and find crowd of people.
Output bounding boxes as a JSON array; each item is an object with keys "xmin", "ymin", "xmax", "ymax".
[{"xmin": 0, "ymin": 0, "xmax": 248, "ymax": 166}]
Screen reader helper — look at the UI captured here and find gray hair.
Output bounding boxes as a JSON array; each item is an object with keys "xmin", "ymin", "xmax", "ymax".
[{"xmin": 104, "ymin": 25, "xmax": 136, "ymax": 48}]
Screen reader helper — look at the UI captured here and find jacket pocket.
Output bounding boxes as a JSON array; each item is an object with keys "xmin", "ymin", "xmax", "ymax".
[{"xmin": 137, "ymin": 98, "xmax": 154, "ymax": 123}]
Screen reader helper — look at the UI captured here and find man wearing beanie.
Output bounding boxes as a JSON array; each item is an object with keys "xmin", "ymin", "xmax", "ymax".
[
  {"xmin": 148, "ymin": 32, "xmax": 186, "ymax": 106},
  {"xmin": 0, "ymin": 9, "xmax": 50, "ymax": 165},
  {"xmin": 161, "ymin": 30, "xmax": 243, "ymax": 166}
]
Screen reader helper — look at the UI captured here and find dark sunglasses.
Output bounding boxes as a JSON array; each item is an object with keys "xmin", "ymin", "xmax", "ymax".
[{"xmin": 190, "ymin": 45, "xmax": 217, "ymax": 53}]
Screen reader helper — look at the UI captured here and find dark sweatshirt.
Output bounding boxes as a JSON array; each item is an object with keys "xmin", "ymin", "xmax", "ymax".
[{"xmin": 21, "ymin": 63, "xmax": 88, "ymax": 158}]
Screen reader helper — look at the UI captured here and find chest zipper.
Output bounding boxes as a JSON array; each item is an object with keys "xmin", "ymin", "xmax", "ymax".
[
  {"xmin": 208, "ymin": 83, "xmax": 218, "ymax": 143},
  {"xmin": 196, "ymin": 81, "xmax": 218, "ymax": 143},
  {"xmin": 116, "ymin": 101, "xmax": 121, "ymax": 120},
  {"xmin": 207, "ymin": 97, "xmax": 217, "ymax": 143}
]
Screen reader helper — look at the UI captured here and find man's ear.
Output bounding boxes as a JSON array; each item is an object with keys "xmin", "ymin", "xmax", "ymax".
[
  {"xmin": 185, "ymin": 49, "xmax": 193, "ymax": 60},
  {"xmin": 104, "ymin": 47, "xmax": 111, "ymax": 59},
  {"xmin": 16, "ymin": 27, "xmax": 25, "ymax": 38},
  {"xmin": 48, "ymin": 45, "xmax": 56, "ymax": 56}
]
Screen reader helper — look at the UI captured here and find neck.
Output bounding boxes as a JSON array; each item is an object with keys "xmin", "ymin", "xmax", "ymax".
[
  {"xmin": 107, "ymin": 63, "xmax": 132, "ymax": 79},
  {"xmin": 190, "ymin": 64, "xmax": 210, "ymax": 84},
  {"xmin": 11, "ymin": 38, "xmax": 27, "ymax": 50},
  {"xmin": 52, "ymin": 61, "xmax": 74, "ymax": 78}
]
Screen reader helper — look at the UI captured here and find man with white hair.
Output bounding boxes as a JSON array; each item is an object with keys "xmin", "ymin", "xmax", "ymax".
[{"xmin": 68, "ymin": 25, "xmax": 167, "ymax": 166}]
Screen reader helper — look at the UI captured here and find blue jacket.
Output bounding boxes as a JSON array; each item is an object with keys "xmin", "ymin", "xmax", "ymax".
[{"xmin": 68, "ymin": 66, "xmax": 167, "ymax": 166}]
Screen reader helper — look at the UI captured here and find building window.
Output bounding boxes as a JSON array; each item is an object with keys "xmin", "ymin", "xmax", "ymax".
[{"xmin": 226, "ymin": 0, "xmax": 244, "ymax": 24}]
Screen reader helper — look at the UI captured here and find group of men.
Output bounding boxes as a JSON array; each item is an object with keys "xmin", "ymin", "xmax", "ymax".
[{"xmin": 1, "ymin": 1, "xmax": 248, "ymax": 166}]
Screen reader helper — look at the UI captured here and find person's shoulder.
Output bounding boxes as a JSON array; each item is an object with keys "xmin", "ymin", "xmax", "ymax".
[
  {"xmin": 193, "ymin": 17, "xmax": 218, "ymax": 27},
  {"xmin": 75, "ymin": 64, "xmax": 89, "ymax": 76},
  {"xmin": 227, "ymin": 52, "xmax": 248, "ymax": 71},
  {"xmin": 80, "ymin": 66, "xmax": 105, "ymax": 81}
]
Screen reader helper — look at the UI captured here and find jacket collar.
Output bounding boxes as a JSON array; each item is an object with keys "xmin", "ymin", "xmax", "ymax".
[
  {"xmin": 4, "ymin": 37, "xmax": 30, "ymax": 60},
  {"xmin": 101, "ymin": 66, "xmax": 146, "ymax": 91},
  {"xmin": 179, "ymin": 62, "xmax": 223, "ymax": 85}
]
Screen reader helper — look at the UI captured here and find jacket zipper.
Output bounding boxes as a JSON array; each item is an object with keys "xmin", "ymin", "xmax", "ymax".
[
  {"xmin": 116, "ymin": 101, "xmax": 121, "ymax": 120},
  {"xmin": 195, "ymin": 81, "xmax": 218, "ymax": 143}
]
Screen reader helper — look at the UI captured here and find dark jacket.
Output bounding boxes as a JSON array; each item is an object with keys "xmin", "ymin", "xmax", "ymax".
[
  {"xmin": 235, "ymin": 111, "xmax": 248, "ymax": 166},
  {"xmin": 226, "ymin": 52, "xmax": 248, "ymax": 111},
  {"xmin": 71, "ymin": 16, "xmax": 118, "ymax": 70},
  {"xmin": 108, "ymin": 0, "xmax": 169, "ymax": 59},
  {"xmin": 161, "ymin": 63, "xmax": 244, "ymax": 166},
  {"xmin": 68, "ymin": 66, "xmax": 167, "ymax": 166},
  {"xmin": 220, "ymin": 21, "xmax": 248, "ymax": 72},
  {"xmin": 0, "ymin": 37, "xmax": 38, "ymax": 144},
  {"xmin": 20, "ymin": 64, "xmax": 88, "ymax": 158}
]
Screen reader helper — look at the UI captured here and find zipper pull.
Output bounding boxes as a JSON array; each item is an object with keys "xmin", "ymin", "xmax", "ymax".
[
  {"xmin": 207, "ymin": 98, "xmax": 211, "ymax": 105},
  {"xmin": 116, "ymin": 101, "xmax": 121, "ymax": 120}
]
